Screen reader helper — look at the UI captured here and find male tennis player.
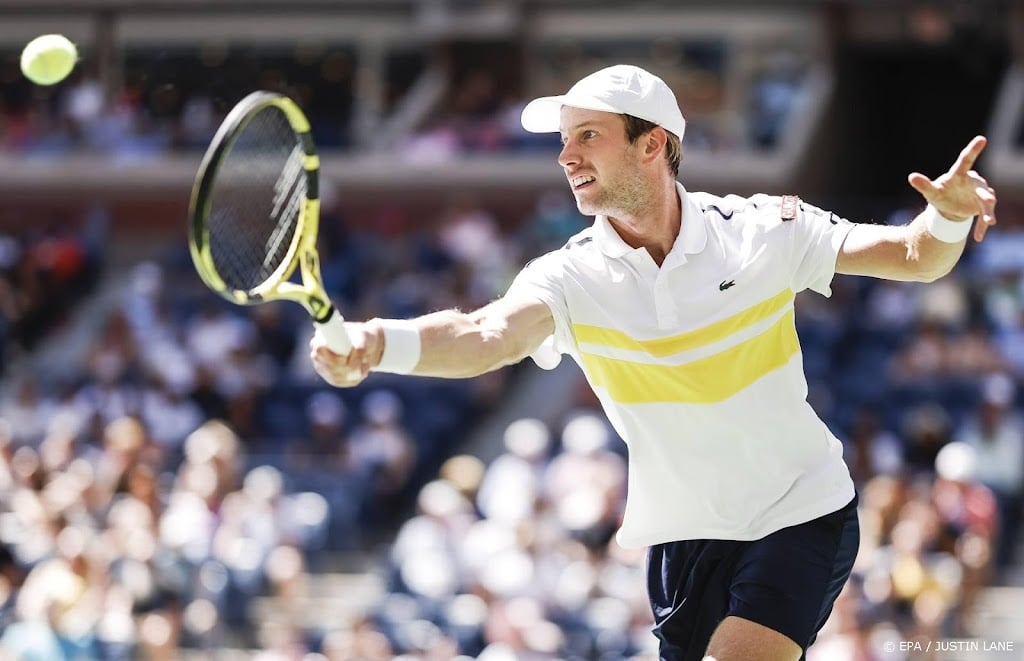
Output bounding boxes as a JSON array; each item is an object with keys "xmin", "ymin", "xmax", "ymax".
[{"xmin": 310, "ymin": 65, "xmax": 997, "ymax": 660}]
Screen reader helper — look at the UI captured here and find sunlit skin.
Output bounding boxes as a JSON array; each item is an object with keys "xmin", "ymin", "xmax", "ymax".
[
  {"xmin": 907, "ymin": 135, "xmax": 997, "ymax": 241},
  {"xmin": 558, "ymin": 106, "xmax": 681, "ymax": 266}
]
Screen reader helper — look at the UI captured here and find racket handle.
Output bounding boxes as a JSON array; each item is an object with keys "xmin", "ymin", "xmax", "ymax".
[{"xmin": 315, "ymin": 308, "xmax": 352, "ymax": 355}]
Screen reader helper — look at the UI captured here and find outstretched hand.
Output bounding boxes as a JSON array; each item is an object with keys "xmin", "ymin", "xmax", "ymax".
[
  {"xmin": 310, "ymin": 321, "xmax": 383, "ymax": 387},
  {"xmin": 908, "ymin": 135, "xmax": 998, "ymax": 242}
]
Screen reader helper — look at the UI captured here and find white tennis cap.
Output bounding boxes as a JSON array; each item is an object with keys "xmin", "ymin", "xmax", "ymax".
[{"xmin": 520, "ymin": 64, "xmax": 686, "ymax": 140}]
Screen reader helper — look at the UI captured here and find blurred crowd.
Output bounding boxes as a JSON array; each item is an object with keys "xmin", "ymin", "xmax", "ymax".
[
  {"xmin": 0, "ymin": 212, "xmax": 105, "ymax": 368},
  {"xmin": 0, "ymin": 186, "xmax": 591, "ymax": 658},
  {"xmin": 0, "ymin": 37, "xmax": 807, "ymax": 161},
  {"xmin": 0, "ymin": 414, "xmax": 332, "ymax": 659},
  {"xmin": 352, "ymin": 414, "xmax": 654, "ymax": 660}
]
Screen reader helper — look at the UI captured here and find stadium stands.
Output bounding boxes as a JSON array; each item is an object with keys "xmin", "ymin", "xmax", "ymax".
[{"xmin": 2, "ymin": 2, "xmax": 1024, "ymax": 658}]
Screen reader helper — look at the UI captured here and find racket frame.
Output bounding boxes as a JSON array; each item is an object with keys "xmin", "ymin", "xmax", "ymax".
[{"xmin": 188, "ymin": 91, "xmax": 335, "ymax": 325}]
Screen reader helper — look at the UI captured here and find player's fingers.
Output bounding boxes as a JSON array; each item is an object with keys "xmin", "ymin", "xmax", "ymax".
[
  {"xmin": 974, "ymin": 214, "xmax": 995, "ymax": 242},
  {"xmin": 908, "ymin": 172, "xmax": 937, "ymax": 198},
  {"xmin": 952, "ymin": 135, "xmax": 986, "ymax": 175},
  {"xmin": 312, "ymin": 349, "xmax": 338, "ymax": 378},
  {"xmin": 967, "ymin": 170, "xmax": 995, "ymax": 192},
  {"xmin": 308, "ymin": 341, "xmax": 363, "ymax": 386},
  {"xmin": 348, "ymin": 354, "xmax": 366, "ymax": 371},
  {"xmin": 970, "ymin": 173, "xmax": 995, "ymax": 194},
  {"xmin": 310, "ymin": 344, "xmax": 333, "ymax": 372},
  {"xmin": 316, "ymin": 358, "xmax": 359, "ymax": 387},
  {"xmin": 310, "ymin": 353, "xmax": 337, "ymax": 384},
  {"xmin": 311, "ymin": 329, "xmax": 348, "ymax": 360},
  {"xmin": 976, "ymin": 182, "xmax": 997, "ymax": 214},
  {"xmin": 975, "ymin": 187, "xmax": 997, "ymax": 241},
  {"xmin": 343, "ymin": 342, "xmax": 364, "ymax": 370},
  {"xmin": 312, "ymin": 345, "xmax": 350, "ymax": 380}
]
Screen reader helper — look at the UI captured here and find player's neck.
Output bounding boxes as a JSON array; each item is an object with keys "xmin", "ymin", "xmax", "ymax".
[{"xmin": 607, "ymin": 182, "xmax": 681, "ymax": 267}]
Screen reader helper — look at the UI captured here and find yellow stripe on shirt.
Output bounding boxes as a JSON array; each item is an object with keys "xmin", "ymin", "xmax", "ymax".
[
  {"xmin": 580, "ymin": 308, "xmax": 800, "ymax": 404},
  {"xmin": 573, "ymin": 289, "xmax": 795, "ymax": 357}
]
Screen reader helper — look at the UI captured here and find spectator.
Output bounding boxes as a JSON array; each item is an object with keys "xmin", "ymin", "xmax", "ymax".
[
  {"xmin": 543, "ymin": 413, "xmax": 626, "ymax": 550},
  {"xmin": 347, "ymin": 389, "xmax": 417, "ymax": 529},
  {"xmin": 945, "ymin": 323, "xmax": 1007, "ymax": 379},
  {"xmin": 519, "ymin": 190, "xmax": 589, "ymax": 255},
  {"xmin": 294, "ymin": 390, "xmax": 349, "ymax": 469},
  {"xmin": 902, "ymin": 403, "xmax": 953, "ymax": 478},
  {"xmin": 476, "ymin": 417, "xmax": 551, "ymax": 526},
  {"xmin": 844, "ymin": 407, "xmax": 904, "ymax": 485},
  {"xmin": 890, "ymin": 319, "xmax": 949, "ymax": 383},
  {"xmin": 953, "ymin": 373, "xmax": 1024, "ymax": 577},
  {"xmin": 0, "ymin": 379, "xmax": 55, "ymax": 447}
]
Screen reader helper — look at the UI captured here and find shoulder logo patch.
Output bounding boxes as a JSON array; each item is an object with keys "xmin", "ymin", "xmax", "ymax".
[
  {"xmin": 719, "ymin": 279, "xmax": 736, "ymax": 291},
  {"xmin": 781, "ymin": 195, "xmax": 800, "ymax": 221}
]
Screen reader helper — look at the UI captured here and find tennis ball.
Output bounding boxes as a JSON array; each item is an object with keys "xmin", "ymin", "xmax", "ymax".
[{"xmin": 20, "ymin": 34, "xmax": 78, "ymax": 86}]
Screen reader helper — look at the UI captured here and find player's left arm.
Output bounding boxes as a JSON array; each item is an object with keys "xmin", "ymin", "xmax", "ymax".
[{"xmin": 836, "ymin": 136, "xmax": 997, "ymax": 282}]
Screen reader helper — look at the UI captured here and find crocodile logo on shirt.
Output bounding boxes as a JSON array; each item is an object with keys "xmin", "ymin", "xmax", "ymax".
[{"xmin": 719, "ymin": 280, "xmax": 736, "ymax": 291}]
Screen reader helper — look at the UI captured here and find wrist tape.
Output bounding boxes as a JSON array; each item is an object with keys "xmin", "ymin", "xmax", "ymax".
[
  {"xmin": 923, "ymin": 204, "xmax": 973, "ymax": 243},
  {"xmin": 373, "ymin": 319, "xmax": 421, "ymax": 374}
]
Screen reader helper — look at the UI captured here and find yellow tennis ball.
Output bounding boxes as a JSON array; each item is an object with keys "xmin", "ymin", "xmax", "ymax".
[{"xmin": 20, "ymin": 34, "xmax": 78, "ymax": 86}]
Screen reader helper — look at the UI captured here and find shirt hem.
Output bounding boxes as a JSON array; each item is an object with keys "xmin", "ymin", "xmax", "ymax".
[{"xmin": 615, "ymin": 481, "xmax": 856, "ymax": 549}]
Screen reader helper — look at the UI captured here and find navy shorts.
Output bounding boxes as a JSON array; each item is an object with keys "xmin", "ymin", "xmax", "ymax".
[{"xmin": 647, "ymin": 494, "xmax": 859, "ymax": 661}]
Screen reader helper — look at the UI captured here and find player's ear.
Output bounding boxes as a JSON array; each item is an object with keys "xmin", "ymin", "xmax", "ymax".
[{"xmin": 643, "ymin": 127, "xmax": 667, "ymax": 162}]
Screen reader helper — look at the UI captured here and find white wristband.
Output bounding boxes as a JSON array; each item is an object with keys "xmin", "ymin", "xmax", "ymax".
[
  {"xmin": 372, "ymin": 319, "xmax": 421, "ymax": 374},
  {"xmin": 923, "ymin": 204, "xmax": 973, "ymax": 243}
]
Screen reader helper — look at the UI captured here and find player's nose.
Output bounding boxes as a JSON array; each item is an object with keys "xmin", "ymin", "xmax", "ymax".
[{"xmin": 558, "ymin": 141, "xmax": 579, "ymax": 168}]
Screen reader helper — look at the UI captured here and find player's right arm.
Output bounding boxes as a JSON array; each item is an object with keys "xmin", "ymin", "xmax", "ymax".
[{"xmin": 309, "ymin": 295, "xmax": 555, "ymax": 387}]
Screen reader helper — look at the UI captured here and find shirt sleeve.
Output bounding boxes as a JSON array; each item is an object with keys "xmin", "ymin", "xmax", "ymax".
[
  {"xmin": 504, "ymin": 251, "xmax": 574, "ymax": 369},
  {"xmin": 788, "ymin": 199, "xmax": 855, "ymax": 297}
]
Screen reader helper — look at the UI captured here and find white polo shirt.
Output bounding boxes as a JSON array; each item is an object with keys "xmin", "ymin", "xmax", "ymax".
[{"xmin": 506, "ymin": 183, "xmax": 857, "ymax": 548}]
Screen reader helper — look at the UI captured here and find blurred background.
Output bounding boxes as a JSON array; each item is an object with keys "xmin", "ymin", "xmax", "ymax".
[{"xmin": 2, "ymin": 0, "xmax": 1024, "ymax": 659}]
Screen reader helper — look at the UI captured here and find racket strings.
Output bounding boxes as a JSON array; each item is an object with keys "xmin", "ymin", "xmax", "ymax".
[{"xmin": 207, "ymin": 107, "xmax": 306, "ymax": 292}]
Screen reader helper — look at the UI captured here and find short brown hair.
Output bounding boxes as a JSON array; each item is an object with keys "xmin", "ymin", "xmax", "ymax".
[{"xmin": 621, "ymin": 114, "xmax": 681, "ymax": 177}]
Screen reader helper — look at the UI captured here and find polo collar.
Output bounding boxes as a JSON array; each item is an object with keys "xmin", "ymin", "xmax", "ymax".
[
  {"xmin": 592, "ymin": 182, "xmax": 708, "ymax": 259},
  {"xmin": 675, "ymin": 182, "xmax": 709, "ymax": 256}
]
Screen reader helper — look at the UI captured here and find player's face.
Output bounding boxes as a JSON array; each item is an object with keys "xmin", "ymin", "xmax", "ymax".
[{"xmin": 558, "ymin": 107, "xmax": 648, "ymax": 218}]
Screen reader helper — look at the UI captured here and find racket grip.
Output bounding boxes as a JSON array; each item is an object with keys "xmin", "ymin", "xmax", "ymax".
[{"xmin": 315, "ymin": 308, "xmax": 352, "ymax": 355}]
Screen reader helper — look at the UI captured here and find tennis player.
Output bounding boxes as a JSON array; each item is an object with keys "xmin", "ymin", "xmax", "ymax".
[{"xmin": 310, "ymin": 65, "xmax": 997, "ymax": 660}]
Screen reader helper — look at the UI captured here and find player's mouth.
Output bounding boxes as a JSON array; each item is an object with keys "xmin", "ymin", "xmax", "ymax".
[{"xmin": 570, "ymin": 174, "xmax": 595, "ymax": 190}]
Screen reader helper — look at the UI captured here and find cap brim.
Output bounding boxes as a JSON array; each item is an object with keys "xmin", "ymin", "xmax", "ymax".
[{"xmin": 520, "ymin": 94, "xmax": 623, "ymax": 133}]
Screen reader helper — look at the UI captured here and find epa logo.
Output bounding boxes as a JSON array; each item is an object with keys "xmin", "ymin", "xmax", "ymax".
[{"xmin": 884, "ymin": 640, "xmax": 1015, "ymax": 654}]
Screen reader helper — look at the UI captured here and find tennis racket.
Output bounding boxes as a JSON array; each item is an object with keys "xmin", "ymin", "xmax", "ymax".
[{"xmin": 188, "ymin": 91, "xmax": 351, "ymax": 355}]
